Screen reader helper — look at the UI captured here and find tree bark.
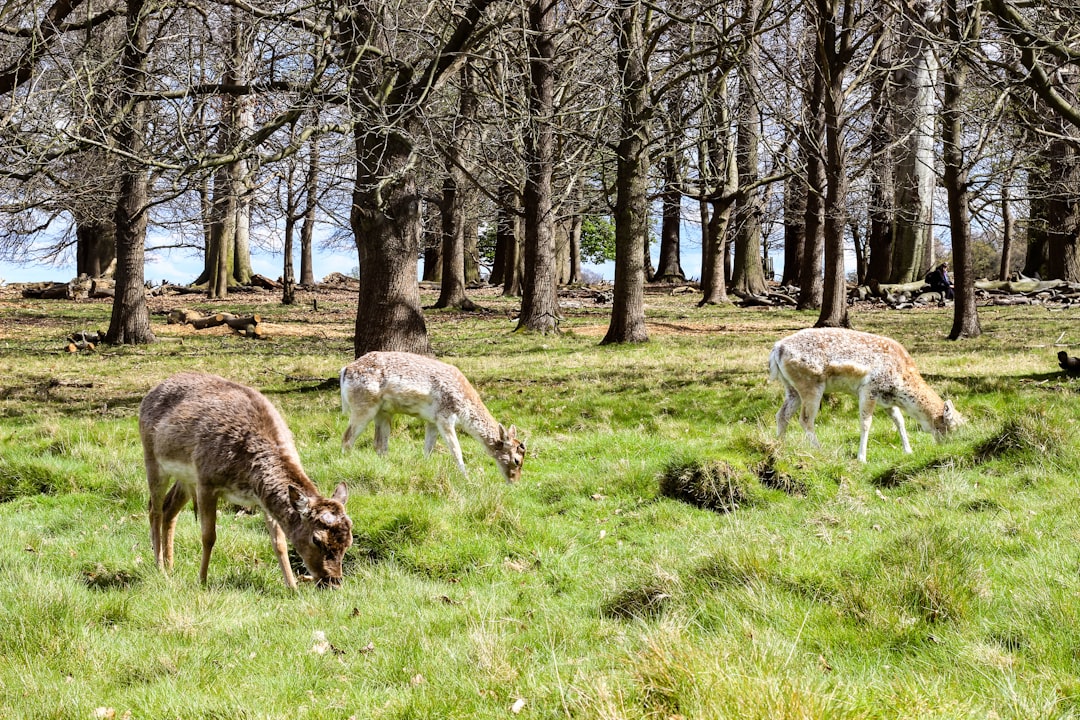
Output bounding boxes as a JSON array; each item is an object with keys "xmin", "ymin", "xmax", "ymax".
[
  {"xmin": 729, "ymin": 0, "xmax": 768, "ymax": 298},
  {"xmin": 105, "ymin": 0, "xmax": 155, "ymax": 345},
  {"xmin": 799, "ymin": 22, "xmax": 825, "ymax": 310},
  {"xmin": 76, "ymin": 216, "xmax": 116, "ymax": 279},
  {"xmin": 517, "ymin": 0, "xmax": 560, "ymax": 334},
  {"xmin": 780, "ymin": 151, "xmax": 806, "ymax": 287},
  {"xmin": 299, "ymin": 131, "xmax": 319, "ymax": 286},
  {"xmin": 999, "ymin": 173, "xmax": 1014, "ymax": 281},
  {"xmin": 698, "ymin": 79, "xmax": 734, "ymax": 306},
  {"xmin": 889, "ymin": 0, "xmax": 939, "ymax": 284},
  {"xmin": 654, "ymin": 153, "xmax": 685, "ymax": 282},
  {"xmin": 814, "ymin": 0, "xmax": 851, "ymax": 329},
  {"xmin": 435, "ymin": 173, "xmax": 476, "ymax": 309},
  {"xmin": 866, "ymin": 42, "xmax": 895, "ymax": 286},
  {"xmin": 351, "ymin": 130, "xmax": 432, "ymax": 357},
  {"xmin": 499, "ymin": 185, "xmax": 523, "ymax": 297},
  {"xmin": 602, "ymin": 0, "xmax": 650, "ymax": 345},
  {"xmin": 943, "ymin": 0, "xmax": 980, "ymax": 339}
]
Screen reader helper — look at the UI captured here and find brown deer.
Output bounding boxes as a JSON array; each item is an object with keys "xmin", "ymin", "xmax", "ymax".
[
  {"xmin": 769, "ymin": 328, "xmax": 963, "ymax": 462},
  {"xmin": 140, "ymin": 372, "xmax": 353, "ymax": 589},
  {"xmin": 340, "ymin": 352, "xmax": 525, "ymax": 482}
]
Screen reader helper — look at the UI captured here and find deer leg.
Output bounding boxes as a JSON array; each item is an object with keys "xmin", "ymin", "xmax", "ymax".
[
  {"xmin": 424, "ymin": 423, "xmax": 439, "ymax": 455},
  {"xmin": 776, "ymin": 385, "xmax": 801, "ymax": 438},
  {"xmin": 342, "ymin": 402, "xmax": 380, "ymax": 451},
  {"xmin": 161, "ymin": 482, "xmax": 191, "ymax": 571},
  {"xmin": 436, "ymin": 419, "xmax": 468, "ymax": 476},
  {"xmin": 857, "ymin": 393, "xmax": 877, "ymax": 463},
  {"xmin": 889, "ymin": 406, "xmax": 912, "ymax": 454},
  {"xmin": 373, "ymin": 412, "xmax": 392, "ymax": 455},
  {"xmin": 195, "ymin": 487, "xmax": 219, "ymax": 586},
  {"xmin": 145, "ymin": 458, "xmax": 168, "ymax": 570},
  {"xmin": 798, "ymin": 386, "xmax": 824, "ymax": 448},
  {"xmin": 264, "ymin": 515, "xmax": 298, "ymax": 590}
]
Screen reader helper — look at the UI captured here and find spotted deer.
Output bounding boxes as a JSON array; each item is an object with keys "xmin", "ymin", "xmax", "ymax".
[
  {"xmin": 340, "ymin": 352, "xmax": 525, "ymax": 482},
  {"xmin": 768, "ymin": 328, "xmax": 963, "ymax": 462},
  {"xmin": 140, "ymin": 372, "xmax": 353, "ymax": 589}
]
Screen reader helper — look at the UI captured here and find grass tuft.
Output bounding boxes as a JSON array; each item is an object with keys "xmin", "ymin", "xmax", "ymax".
[
  {"xmin": 658, "ymin": 457, "xmax": 758, "ymax": 513},
  {"xmin": 602, "ymin": 572, "xmax": 680, "ymax": 620},
  {"xmin": 973, "ymin": 409, "xmax": 1068, "ymax": 463},
  {"xmin": 81, "ymin": 563, "xmax": 138, "ymax": 591}
]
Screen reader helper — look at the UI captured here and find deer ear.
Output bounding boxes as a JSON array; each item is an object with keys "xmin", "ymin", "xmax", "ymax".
[
  {"xmin": 289, "ymin": 485, "xmax": 311, "ymax": 516},
  {"xmin": 507, "ymin": 424, "xmax": 517, "ymax": 439},
  {"xmin": 499, "ymin": 424, "xmax": 508, "ymax": 441},
  {"xmin": 331, "ymin": 482, "xmax": 349, "ymax": 505}
]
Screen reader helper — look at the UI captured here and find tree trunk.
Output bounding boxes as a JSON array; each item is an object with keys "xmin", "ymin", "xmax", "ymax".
[
  {"xmin": 299, "ymin": 132, "xmax": 319, "ymax": 286},
  {"xmin": 889, "ymin": 0, "xmax": 939, "ymax": 284},
  {"xmin": 799, "ymin": 25, "xmax": 825, "ymax": 310},
  {"xmin": 351, "ymin": 131, "xmax": 432, "ymax": 357},
  {"xmin": 999, "ymin": 174, "xmax": 1014, "ymax": 280},
  {"xmin": 1025, "ymin": 164, "xmax": 1050, "ymax": 278},
  {"xmin": 282, "ymin": 211, "xmax": 297, "ymax": 305},
  {"xmin": 569, "ymin": 211, "xmax": 583, "ymax": 283},
  {"xmin": 602, "ymin": 0, "xmax": 649, "ymax": 345},
  {"xmin": 76, "ymin": 216, "xmax": 116, "ymax": 279},
  {"xmin": 1045, "ymin": 136, "xmax": 1080, "ymax": 281},
  {"xmin": 699, "ymin": 81, "xmax": 734, "ymax": 306},
  {"xmin": 517, "ymin": 0, "xmax": 560, "ymax": 334},
  {"xmin": 866, "ymin": 22, "xmax": 894, "ymax": 285},
  {"xmin": 943, "ymin": 0, "xmax": 980, "ymax": 339},
  {"xmin": 435, "ymin": 173, "xmax": 476, "ymax": 310},
  {"xmin": 499, "ymin": 186, "xmax": 523, "ymax": 297},
  {"xmin": 654, "ymin": 154, "xmax": 685, "ymax": 282},
  {"xmin": 105, "ymin": 0, "xmax": 155, "ymax": 346},
  {"xmin": 781, "ymin": 154, "xmax": 806, "ymax": 287},
  {"xmin": 814, "ymin": 0, "xmax": 850, "ymax": 329},
  {"xmin": 729, "ymin": 0, "xmax": 768, "ymax": 298}
]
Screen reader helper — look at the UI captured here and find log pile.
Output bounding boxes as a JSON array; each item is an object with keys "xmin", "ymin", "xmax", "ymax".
[
  {"xmin": 167, "ymin": 308, "xmax": 265, "ymax": 338},
  {"xmin": 21, "ymin": 276, "xmax": 115, "ymax": 300},
  {"xmin": 848, "ymin": 276, "xmax": 1080, "ymax": 309}
]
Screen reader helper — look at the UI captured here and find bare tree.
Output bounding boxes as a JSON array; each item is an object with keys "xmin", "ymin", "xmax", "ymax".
[
  {"xmin": 105, "ymin": 0, "xmax": 155, "ymax": 345},
  {"xmin": 517, "ymin": 0, "xmax": 561, "ymax": 334}
]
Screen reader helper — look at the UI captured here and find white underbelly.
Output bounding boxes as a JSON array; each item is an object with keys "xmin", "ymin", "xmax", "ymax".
[{"xmin": 156, "ymin": 458, "xmax": 259, "ymax": 506}]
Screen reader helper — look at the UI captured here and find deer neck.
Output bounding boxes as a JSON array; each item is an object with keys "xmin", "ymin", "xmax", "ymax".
[
  {"xmin": 249, "ymin": 447, "xmax": 316, "ymax": 529},
  {"xmin": 457, "ymin": 403, "xmax": 501, "ymax": 452}
]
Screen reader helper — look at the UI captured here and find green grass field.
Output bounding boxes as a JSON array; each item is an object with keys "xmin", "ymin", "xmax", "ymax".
[{"xmin": 2, "ymin": 286, "xmax": 1079, "ymax": 719}]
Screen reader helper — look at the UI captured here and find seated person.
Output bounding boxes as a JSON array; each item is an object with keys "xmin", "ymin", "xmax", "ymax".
[{"xmin": 925, "ymin": 262, "xmax": 954, "ymax": 299}]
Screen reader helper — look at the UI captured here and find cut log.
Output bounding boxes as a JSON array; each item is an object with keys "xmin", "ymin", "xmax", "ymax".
[
  {"xmin": 167, "ymin": 308, "xmax": 205, "ymax": 325},
  {"xmin": 974, "ymin": 279, "xmax": 1065, "ymax": 294},
  {"xmin": 224, "ymin": 314, "xmax": 263, "ymax": 338},
  {"xmin": 250, "ymin": 274, "xmax": 282, "ymax": 290},
  {"xmin": 188, "ymin": 312, "xmax": 234, "ymax": 330}
]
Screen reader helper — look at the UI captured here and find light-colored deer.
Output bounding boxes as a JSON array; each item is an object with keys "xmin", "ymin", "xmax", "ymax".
[
  {"xmin": 768, "ymin": 328, "xmax": 963, "ymax": 462},
  {"xmin": 340, "ymin": 352, "xmax": 525, "ymax": 482},
  {"xmin": 140, "ymin": 372, "xmax": 353, "ymax": 589}
]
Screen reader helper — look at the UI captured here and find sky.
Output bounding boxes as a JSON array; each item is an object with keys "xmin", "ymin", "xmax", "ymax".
[{"xmin": 0, "ymin": 219, "xmax": 713, "ymax": 288}]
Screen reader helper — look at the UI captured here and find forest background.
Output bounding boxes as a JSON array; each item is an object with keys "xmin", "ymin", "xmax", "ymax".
[{"xmin": 5, "ymin": 0, "xmax": 1080, "ymax": 353}]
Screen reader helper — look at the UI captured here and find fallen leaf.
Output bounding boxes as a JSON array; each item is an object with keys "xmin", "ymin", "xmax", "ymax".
[
  {"xmin": 511, "ymin": 698, "xmax": 526, "ymax": 714},
  {"xmin": 311, "ymin": 630, "xmax": 330, "ymax": 655},
  {"xmin": 359, "ymin": 642, "xmax": 375, "ymax": 654},
  {"xmin": 411, "ymin": 673, "xmax": 426, "ymax": 686}
]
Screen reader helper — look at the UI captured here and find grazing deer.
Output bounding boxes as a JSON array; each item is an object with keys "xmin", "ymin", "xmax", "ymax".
[
  {"xmin": 140, "ymin": 372, "xmax": 353, "ymax": 589},
  {"xmin": 768, "ymin": 328, "xmax": 963, "ymax": 462},
  {"xmin": 340, "ymin": 352, "xmax": 525, "ymax": 482}
]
